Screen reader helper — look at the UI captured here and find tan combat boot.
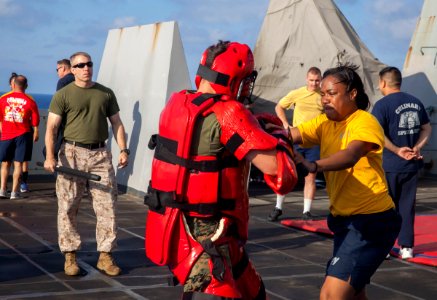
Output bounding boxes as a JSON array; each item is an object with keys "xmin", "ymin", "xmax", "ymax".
[
  {"xmin": 97, "ymin": 252, "xmax": 121, "ymax": 276},
  {"xmin": 64, "ymin": 252, "xmax": 80, "ymax": 276}
]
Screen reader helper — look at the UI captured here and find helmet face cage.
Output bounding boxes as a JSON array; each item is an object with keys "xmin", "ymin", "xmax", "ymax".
[
  {"xmin": 195, "ymin": 42, "xmax": 255, "ymax": 100},
  {"xmin": 237, "ymin": 70, "xmax": 258, "ymax": 104}
]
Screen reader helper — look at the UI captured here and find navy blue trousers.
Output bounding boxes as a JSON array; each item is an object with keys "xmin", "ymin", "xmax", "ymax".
[{"xmin": 385, "ymin": 172, "xmax": 418, "ymax": 248}]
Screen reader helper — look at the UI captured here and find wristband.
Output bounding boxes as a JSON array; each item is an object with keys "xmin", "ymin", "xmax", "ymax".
[
  {"xmin": 287, "ymin": 126, "xmax": 293, "ymax": 144},
  {"xmin": 308, "ymin": 160, "xmax": 318, "ymax": 173},
  {"xmin": 120, "ymin": 149, "xmax": 130, "ymax": 155}
]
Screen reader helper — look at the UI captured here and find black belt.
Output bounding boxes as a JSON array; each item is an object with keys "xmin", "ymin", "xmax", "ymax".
[{"xmin": 65, "ymin": 140, "xmax": 105, "ymax": 150}]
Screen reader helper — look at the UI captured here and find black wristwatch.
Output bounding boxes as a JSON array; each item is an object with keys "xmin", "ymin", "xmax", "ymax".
[{"xmin": 120, "ymin": 149, "xmax": 130, "ymax": 155}]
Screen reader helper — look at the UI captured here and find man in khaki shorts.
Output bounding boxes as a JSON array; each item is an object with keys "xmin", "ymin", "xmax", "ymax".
[{"xmin": 44, "ymin": 51, "xmax": 129, "ymax": 276}]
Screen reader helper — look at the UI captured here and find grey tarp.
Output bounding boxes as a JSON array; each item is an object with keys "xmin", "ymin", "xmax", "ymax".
[{"xmin": 251, "ymin": 0, "xmax": 387, "ymax": 114}]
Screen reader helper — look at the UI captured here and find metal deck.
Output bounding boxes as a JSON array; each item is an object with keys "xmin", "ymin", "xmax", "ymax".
[{"xmin": 1, "ymin": 177, "xmax": 436, "ymax": 299}]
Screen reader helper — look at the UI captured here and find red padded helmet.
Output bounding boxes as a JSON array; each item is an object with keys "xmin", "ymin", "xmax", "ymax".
[{"xmin": 195, "ymin": 41, "xmax": 257, "ymax": 103}]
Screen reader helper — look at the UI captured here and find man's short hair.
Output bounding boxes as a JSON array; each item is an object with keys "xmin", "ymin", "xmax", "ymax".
[
  {"xmin": 205, "ymin": 40, "xmax": 230, "ymax": 67},
  {"xmin": 70, "ymin": 52, "xmax": 92, "ymax": 65},
  {"xmin": 307, "ymin": 66, "xmax": 322, "ymax": 76},
  {"xmin": 379, "ymin": 66, "xmax": 402, "ymax": 88},
  {"xmin": 14, "ymin": 75, "xmax": 28, "ymax": 90},
  {"xmin": 57, "ymin": 59, "xmax": 71, "ymax": 67}
]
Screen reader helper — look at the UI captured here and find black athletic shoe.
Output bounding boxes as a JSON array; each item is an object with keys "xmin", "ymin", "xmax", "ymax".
[
  {"xmin": 268, "ymin": 208, "xmax": 282, "ymax": 222},
  {"xmin": 302, "ymin": 211, "xmax": 313, "ymax": 220}
]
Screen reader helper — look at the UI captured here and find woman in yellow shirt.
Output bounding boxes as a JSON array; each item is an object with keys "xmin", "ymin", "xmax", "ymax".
[{"xmin": 289, "ymin": 64, "xmax": 401, "ymax": 300}]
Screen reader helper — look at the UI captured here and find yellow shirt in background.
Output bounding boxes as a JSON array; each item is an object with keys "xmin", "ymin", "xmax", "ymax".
[
  {"xmin": 297, "ymin": 110, "xmax": 394, "ymax": 216},
  {"xmin": 278, "ymin": 86, "xmax": 322, "ymax": 127}
]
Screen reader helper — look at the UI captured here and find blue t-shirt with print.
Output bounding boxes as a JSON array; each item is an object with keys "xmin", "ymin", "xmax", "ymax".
[{"xmin": 372, "ymin": 92, "xmax": 430, "ymax": 173}]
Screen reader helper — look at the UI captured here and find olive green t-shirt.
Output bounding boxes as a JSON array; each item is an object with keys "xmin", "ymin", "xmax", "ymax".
[
  {"xmin": 49, "ymin": 82, "xmax": 120, "ymax": 144},
  {"xmin": 190, "ymin": 113, "xmax": 223, "ymax": 156}
]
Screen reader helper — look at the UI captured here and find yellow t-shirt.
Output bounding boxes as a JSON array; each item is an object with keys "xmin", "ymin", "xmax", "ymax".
[
  {"xmin": 278, "ymin": 86, "xmax": 322, "ymax": 127},
  {"xmin": 297, "ymin": 110, "xmax": 394, "ymax": 216}
]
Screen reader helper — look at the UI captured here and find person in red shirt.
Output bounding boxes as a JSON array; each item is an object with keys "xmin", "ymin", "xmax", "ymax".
[
  {"xmin": 1, "ymin": 72, "xmax": 36, "ymax": 193},
  {"xmin": 0, "ymin": 75, "xmax": 39, "ymax": 199}
]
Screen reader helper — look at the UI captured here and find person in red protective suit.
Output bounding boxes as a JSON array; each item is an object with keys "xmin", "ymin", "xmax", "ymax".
[{"xmin": 144, "ymin": 40, "xmax": 298, "ymax": 300}]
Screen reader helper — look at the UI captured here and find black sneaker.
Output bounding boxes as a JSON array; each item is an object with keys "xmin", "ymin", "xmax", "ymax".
[
  {"xmin": 268, "ymin": 208, "xmax": 282, "ymax": 222},
  {"xmin": 302, "ymin": 211, "xmax": 313, "ymax": 220}
]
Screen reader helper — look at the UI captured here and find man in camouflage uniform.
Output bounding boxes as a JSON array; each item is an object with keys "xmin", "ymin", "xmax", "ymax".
[
  {"xmin": 44, "ymin": 51, "xmax": 129, "ymax": 276},
  {"xmin": 146, "ymin": 41, "xmax": 298, "ymax": 299}
]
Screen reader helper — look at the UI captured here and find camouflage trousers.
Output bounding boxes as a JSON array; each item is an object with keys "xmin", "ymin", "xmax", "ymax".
[
  {"xmin": 57, "ymin": 142, "xmax": 118, "ymax": 253},
  {"xmin": 183, "ymin": 216, "xmax": 232, "ymax": 293}
]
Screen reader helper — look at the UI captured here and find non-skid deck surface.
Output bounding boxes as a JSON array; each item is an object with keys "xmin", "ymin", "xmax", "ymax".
[{"xmin": 281, "ymin": 215, "xmax": 437, "ymax": 267}]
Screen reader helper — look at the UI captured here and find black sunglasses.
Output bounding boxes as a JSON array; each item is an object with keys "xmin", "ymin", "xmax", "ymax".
[{"xmin": 72, "ymin": 61, "xmax": 93, "ymax": 69}]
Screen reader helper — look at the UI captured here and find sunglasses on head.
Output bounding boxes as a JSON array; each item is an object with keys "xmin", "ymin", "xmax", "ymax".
[{"xmin": 72, "ymin": 61, "xmax": 93, "ymax": 69}]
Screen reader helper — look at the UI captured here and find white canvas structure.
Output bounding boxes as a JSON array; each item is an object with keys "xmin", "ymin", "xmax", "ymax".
[
  {"xmin": 97, "ymin": 21, "xmax": 192, "ymax": 195},
  {"xmin": 402, "ymin": 0, "xmax": 437, "ymax": 175},
  {"xmin": 251, "ymin": 0, "xmax": 386, "ymax": 114}
]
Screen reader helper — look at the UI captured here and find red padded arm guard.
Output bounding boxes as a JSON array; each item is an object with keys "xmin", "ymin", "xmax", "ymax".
[
  {"xmin": 255, "ymin": 113, "xmax": 290, "ymax": 144},
  {"xmin": 255, "ymin": 113, "xmax": 283, "ymax": 129},
  {"xmin": 211, "ymin": 101, "xmax": 278, "ymax": 160},
  {"xmin": 264, "ymin": 139, "xmax": 298, "ymax": 195}
]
